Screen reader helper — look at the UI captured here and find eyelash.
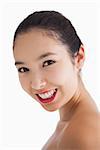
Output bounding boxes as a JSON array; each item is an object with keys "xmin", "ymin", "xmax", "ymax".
[
  {"xmin": 43, "ymin": 60, "xmax": 56, "ymax": 67},
  {"xmin": 18, "ymin": 67, "xmax": 29, "ymax": 73},
  {"xmin": 18, "ymin": 60, "xmax": 56, "ymax": 73}
]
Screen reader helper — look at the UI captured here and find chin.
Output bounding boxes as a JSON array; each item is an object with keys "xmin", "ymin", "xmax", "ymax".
[{"xmin": 41, "ymin": 104, "xmax": 59, "ymax": 112}]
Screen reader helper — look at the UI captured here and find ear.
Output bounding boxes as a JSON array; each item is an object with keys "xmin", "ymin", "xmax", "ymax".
[{"xmin": 74, "ymin": 45, "xmax": 85, "ymax": 71}]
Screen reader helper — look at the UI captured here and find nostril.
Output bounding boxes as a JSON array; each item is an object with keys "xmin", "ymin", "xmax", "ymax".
[
  {"xmin": 31, "ymin": 81, "xmax": 47, "ymax": 90},
  {"xmin": 40, "ymin": 82, "xmax": 46, "ymax": 88}
]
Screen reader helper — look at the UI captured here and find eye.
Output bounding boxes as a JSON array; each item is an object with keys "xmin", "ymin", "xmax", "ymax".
[
  {"xmin": 43, "ymin": 60, "xmax": 56, "ymax": 67},
  {"xmin": 18, "ymin": 67, "xmax": 29, "ymax": 73}
]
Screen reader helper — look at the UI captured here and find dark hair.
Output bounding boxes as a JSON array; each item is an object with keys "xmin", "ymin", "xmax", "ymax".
[{"xmin": 13, "ymin": 10, "xmax": 82, "ymax": 59}]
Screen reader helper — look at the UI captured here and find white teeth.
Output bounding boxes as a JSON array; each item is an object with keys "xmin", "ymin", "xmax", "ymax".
[
  {"xmin": 37, "ymin": 89, "xmax": 56, "ymax": 99},
  {"xmin": 49, "ymin": 90, "xmax": 54, "ymax": 95}
]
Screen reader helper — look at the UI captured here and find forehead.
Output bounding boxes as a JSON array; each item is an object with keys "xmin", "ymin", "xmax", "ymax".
[{"xmin": 13, "ymin": 29, "xmax": 69, "ymax": 61}]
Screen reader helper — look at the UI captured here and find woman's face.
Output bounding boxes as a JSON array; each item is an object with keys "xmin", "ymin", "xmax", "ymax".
[{"xmin": 13, "ymin": 29, "xmax": 79, "ymax": 111}]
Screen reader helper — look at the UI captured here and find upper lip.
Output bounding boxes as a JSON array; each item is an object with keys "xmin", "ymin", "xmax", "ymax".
[{"xmin": 36, "ymin": 88, "xmax": 57, "ymax": 95}]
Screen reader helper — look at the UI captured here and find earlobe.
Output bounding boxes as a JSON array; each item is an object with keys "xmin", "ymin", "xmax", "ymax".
[{"xmin": 75, "ymin": 45, "xmax": 85, "ymax": 70}]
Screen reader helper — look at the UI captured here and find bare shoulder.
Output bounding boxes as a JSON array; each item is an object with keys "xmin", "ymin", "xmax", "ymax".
[{"xmin": 58, "ymin": 111, "xmax": 100, "ymax": 150}]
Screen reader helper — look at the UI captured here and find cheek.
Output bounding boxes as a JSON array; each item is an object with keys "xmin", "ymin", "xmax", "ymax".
[
  {"xmin": 48, "ymin": 69, "xmax": 63, "ymax": 82},
  {"xmin": 45, "ymin": 64, "xmax": 76, "ymax": 85},
  {"xmin": 19, "ymin": 76, "xmax": 30, "ymax": 93},
  {"xmin": 45, "ymin": 64, "xmax": 78, "ymax": 98},
  {"xmin": 62, "ymin": 69, "xmax": 78, "ymax": 99}
]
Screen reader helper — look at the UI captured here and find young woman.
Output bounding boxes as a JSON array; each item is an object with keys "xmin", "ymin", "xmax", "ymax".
[{"xmin": 13, "ymin": 11, "xmax": 100, "ymax": 149}]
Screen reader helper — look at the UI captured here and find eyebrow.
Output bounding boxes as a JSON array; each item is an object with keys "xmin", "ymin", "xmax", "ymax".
[
  {"xmin": 15, "ymin": 61, "xmax": 25, "ymax": 66},
  {"xmin": 15, "ymin": 52, "xmax": 57, "ymax": 66}
]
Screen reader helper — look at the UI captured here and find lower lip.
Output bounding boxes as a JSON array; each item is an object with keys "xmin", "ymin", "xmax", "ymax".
[{"xmin": 36, "ymin": 89, "xmax": 57, "ymax": 103}]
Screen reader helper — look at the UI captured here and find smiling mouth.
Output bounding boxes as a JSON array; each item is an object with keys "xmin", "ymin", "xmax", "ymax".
[{"xmin": 36, "ymin": 89, "xmax": 57, "ymax": 103}]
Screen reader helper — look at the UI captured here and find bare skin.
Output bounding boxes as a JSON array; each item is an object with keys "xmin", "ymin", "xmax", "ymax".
[
  {"xmin": 13, "ymin": 29, "xmax": 100, "ymax": 150},
  {"xmin": 42, "ymin": 79, "xmax": 100, "ymax": 150}
]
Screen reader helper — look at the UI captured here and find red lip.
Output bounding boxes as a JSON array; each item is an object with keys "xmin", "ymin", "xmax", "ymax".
[
  {"xmin": 36, "ymin": 88, "xmax": 56, "ymax": 94},
  {"xmin": 36, "ymin": 89, "xmax": 57, "ymax": 103}
]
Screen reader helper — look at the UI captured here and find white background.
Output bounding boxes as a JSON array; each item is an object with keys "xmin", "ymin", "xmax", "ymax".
[{"xmin": 0, "ymin": 0, "xmax": 100, "ymax": 150}]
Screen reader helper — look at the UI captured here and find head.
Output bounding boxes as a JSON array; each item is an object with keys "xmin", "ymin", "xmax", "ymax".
[{"xmin": 13, "ymin": 11, "xmax": 85, "ymax": 111}]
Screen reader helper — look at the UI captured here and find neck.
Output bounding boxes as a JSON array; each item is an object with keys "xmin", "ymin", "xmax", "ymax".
[{"xmin": 59, "ymin": 78, "xmax": 88, "ymax": 122}]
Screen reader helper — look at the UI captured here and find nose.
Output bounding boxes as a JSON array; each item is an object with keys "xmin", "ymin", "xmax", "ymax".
[
  {"xmin": 31, "ymin": 80, "xmax": 46, "ymax": 90},
  {"xmin": 30, "ymin": 74, "xmax": 47, "ymax": 90}
]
